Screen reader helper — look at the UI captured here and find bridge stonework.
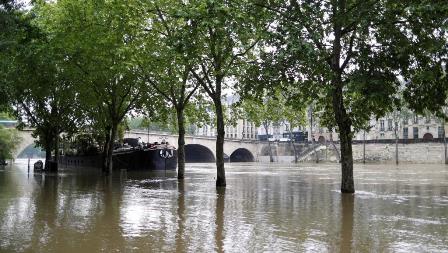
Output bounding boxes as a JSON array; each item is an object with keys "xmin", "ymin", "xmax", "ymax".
[
  {"xmin": 14, "ymin": 130, "xmax": 35, "ymax": 159},
  {"xmin": 15, "ymin": 130, "xmax": 288, "ymax": 162},
  {"xmin": 124, "ymin": 130, "xmax": 265, "ymax": 160}
]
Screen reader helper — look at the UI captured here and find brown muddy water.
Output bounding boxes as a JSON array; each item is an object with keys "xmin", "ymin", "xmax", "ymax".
[{"xmin": 0, "ymin": 160, "xmax": 447, "ymax": 252}]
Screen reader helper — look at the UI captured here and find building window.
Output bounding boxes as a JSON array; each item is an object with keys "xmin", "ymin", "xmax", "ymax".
[
  {"xmin": 403, "ymin": 117, "xmax": 408, "ymax": 125},
  {"xmin": 388, "ymin": 119, "xmax": 393, "ymax": 131},
  {"xmin": 425, "ymin": 116, "xmax": 431, "ymax": 124},
  {"xmin": 413, "ymin": 127, "xmax": 419, "ymax": 139},
  {"xmin": 380, "ymin": 120, "xmax": 385, "ymax": 131},
  {"xmin": 380, "ymin": 133, "xmax": 385, "ymax": 138},
  {"xmin": 438, "ymin": 126, "xmax": 445, "ymax": 138},
  {"xmin": 413, "ymin": 115, "xmax": 419, "ymax": 124},
  {"xmin": 403, "ymin": 127, "xmax": 408, "ymax": 139}
]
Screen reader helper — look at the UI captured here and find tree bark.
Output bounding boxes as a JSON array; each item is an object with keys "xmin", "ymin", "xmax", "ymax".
[
  {"xmin": 53, "ymin": 133, "xmax": 59, "ymax": 171},
  {"xmin": 44, "ymin": 132, "xmax": 53, "ymax": 170},
  {"xmin": 395, "ymin": 129, "xmax": 399, "ymax": 165},
  {"xmin": 443, "ymin": 119, "xmax": 447, "ymax": 164},
  {"xmin": 104, "ymin": 124, "xmax": 117, "ymax": 174},
  {"xmin": 332, "ymin": 83, "xmax": 355, "ymax": 193},
  {"xmin": 102, "ymin": 126, "xmax": 111, "ymax": 172},
  {"xmin": 309, "ymin": 107, "xmax": 319, "ymax": 163},
  {"xmin": 289, "ymin": 128, "xmax": 298, "ymax": 163},
  {"xmin": 214, "ymin": 97, "xmax": 226, "ymax": 187},
  {"xmin": 176, "ymin": 106, "xmax": 186, "ymax": 180},
  {"xmin": 363, "ymin": 131, "xmax": 366, "ymax": 164},
  {"xmin": 264, "ymin": 122, "xmax": 274, "ymax": 162},
  {"xmin": 332, "ymin": 0, "xmax": 354, "ymax": 193},
  {"xmin": 44, "ymin": 142, "xmax": 52, "ymax": 170}
]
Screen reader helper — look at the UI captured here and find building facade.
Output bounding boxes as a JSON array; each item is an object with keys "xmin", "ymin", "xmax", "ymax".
[{"xmin": 354, "ymin": 114, "xmax": 446, "ymax": 141}]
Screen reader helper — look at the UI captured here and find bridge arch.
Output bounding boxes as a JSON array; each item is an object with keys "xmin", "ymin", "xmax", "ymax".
[
  {"xmin": 185, "ymin": 144, "xmax": 215, "ymax": 163},
  {"xmin": 423, "ymin": 133, "xmax": 433, "ymax": 140},
  {"xmin": 17, "ymin": 143, "xmax": 44, "ymax": 158},
  {"xmin": 14, "ymin": 131, "xmax": 37, "ymax": 159},
  {"xmin": 230, "ymin": 148, "xmax": 254, "ymax": 162}
]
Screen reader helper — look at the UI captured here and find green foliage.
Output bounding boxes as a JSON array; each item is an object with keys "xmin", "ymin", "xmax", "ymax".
[
  {"xmin": 0, "ymin": 0, "xmax": 34, "ymax": 111},
  {"xmin": 37, "ymin": 0, "xmax": 148, "ymax": 142},
  {"xmin": 241, "ymin": 88, "xmax": 306, "ymax": 134},
  {"xmin": 3, "ymin": 3, "xmax": 83, "ymax": 153},
  {"xmin": 0, "ymin": 112, "xmax": 14, "ymax": 120},
  {"xmin": 0, "ymin": 125, "xmax": 20, "ymax": 159},
  {"xmin": 247, "ymin": 0, "xmax": 447, "ymax": 132}
]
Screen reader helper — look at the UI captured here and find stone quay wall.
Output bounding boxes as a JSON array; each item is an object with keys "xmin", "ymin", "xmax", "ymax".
[
  {"xmin": 258, "ymin": 142, "xmax": 447, "ymax": 164},
  {"xmin": 351, "ymin": 142, "xmax": 447, "ymax": 163}
]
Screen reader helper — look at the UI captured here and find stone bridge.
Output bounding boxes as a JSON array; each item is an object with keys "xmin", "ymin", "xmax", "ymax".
[
  {"xmin": 14, "ymin": 129, "xmax": 36, "ymax": 159},
  {"xmin": 13, "ymin": 129, "xmax": 312, "ymax": 162},
  {"xmin": 125, "ymin": 130, "xmax": 265, "ymax": 162}
]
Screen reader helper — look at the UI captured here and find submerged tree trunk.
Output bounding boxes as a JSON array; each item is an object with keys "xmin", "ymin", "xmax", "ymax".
[
  {"xmin": 44, "ymin": 132, "xmax": 53, "ymax": 170},
  {"xmin": 443, "ymin": 119, "xmax": 447, "ymax": 164},
  {"xmin": 289, "ymin": 129, "xmax": 298, "ymax": 163},
  {"xmin": 332, "ymin": 80, "xmax": 354, "ymax": 193},
  {"xmin": 102, "ymin": 126, "xmax": 111, "ymax": 172},
  {"xmin": 176, "ymin": 106, "xmax": 186, "ymax": 180},
  {"xmin": 214, "ymin": 98, "xmax": 226, "ymax": 187},
  {"xmin": 395, "ymin": 129, "xmax": 399, "ymax": 165},
  {"xmin": 53, "ymin": 133, "xmax": 59, "ymax": 171},
  {"xmin": 45, "ymin": 143, "xmax": 52, "ymax": 170},
  {"xmin": 363, "ymin": 131, "xmax": 366, "ymax": 164},
  {"xmin": 264, "ymin": 123, "xmax": 274, "ymax": 162},
  {"xmin": 104, "ymin": 124, "xmax": 117, "ymax": 174},
  {"xmin": 331, "ymin": 8, "xmax": 354, "ymax": 193},
  {"xmin": 309, "ymin": 107, "xmax": 319, "ymax": 163}
]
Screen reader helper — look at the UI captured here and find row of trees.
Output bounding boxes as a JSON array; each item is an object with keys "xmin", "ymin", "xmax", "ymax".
[{"xmin": 1, "ymin": 0, "xmax": 447, "ymax": 193}]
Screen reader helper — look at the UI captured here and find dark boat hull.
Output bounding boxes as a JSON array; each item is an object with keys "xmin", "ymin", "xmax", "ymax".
[
  {"xmin": 60, "ymin": 149, "xmax": 177, "ymax": 171},
  {"xmin": 113, "ymin": 149, "xmax": 177, "ymax": 170}
]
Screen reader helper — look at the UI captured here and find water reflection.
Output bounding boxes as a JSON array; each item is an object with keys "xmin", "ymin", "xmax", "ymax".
[
  {"xmin": 215, "ymin": 187, "xmax": 225, "ymax": 253},
  {"xmin": 340, "ymin": 194, "xmax": 354, "ymax": 253},
  {"xmin": 175, "ymin": 180, "xmax": 185, "ymax": 252},
  {"xmin": 0, "ymin": 161, "xmax": 447, "ymax": 252}
]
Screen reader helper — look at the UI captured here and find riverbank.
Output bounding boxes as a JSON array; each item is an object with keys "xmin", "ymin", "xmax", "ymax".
[{"xmin": 260, "ymin": 142, "xmax": 448, "ymax": 164}]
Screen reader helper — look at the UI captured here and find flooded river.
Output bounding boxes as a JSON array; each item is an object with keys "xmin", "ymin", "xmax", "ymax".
[{"xmin": 0, "ymin": 160, "xmax": 447, "ymax": 252}]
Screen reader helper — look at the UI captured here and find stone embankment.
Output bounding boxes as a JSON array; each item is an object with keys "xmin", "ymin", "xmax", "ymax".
[{"xmin": 258, "ymin": 142, "xmax": 447, "ymax": 164}]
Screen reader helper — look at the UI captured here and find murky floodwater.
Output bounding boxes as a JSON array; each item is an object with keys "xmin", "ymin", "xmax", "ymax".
[{"xmin": 0, "ymin": 160, "xmax": 447, "ymax": 252}]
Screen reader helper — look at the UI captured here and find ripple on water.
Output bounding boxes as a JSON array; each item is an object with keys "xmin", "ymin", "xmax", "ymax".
[{"xmin": 0, "ymin": 161, "xmax": 447, "ymax": 252}]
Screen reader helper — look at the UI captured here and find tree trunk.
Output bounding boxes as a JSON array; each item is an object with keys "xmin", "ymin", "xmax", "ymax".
[
  {"xmin": 44, "ymin": 133, "xmax": 53, "ymax": 170},
  {"xmin": 44, "ymin": 143, "xmax": 52, "ymax": 170},
  {"xmin": 443, "ymin": 119, "xmax": 447, "ymax": 164},
  {"xmin": 309, "ymin": 108, "xmax": 319, "ymax": 163},
  {"xmin": 264, "ymin": 123, "xmax": 274, "ymax": 162},
  {"xmin": 395, "ymin": 129, "xmax": 399, "ymax": 165},
  {"xmin": 176, "ymin": 106, "xmax": 186, "ymax": 180},
  {"xmin": 214, "ymin": 98, "xmax": 226, "ymax": 187},
  {"xmin": 53, "ymin": 133, "xmax": 59, "ymax": 171},
  {"xmin": 289, "ymin": 129, "xmax": 298, "ymax": 163},
  {"xmin": 331, "ymin": 2, "xmax": 354, "ymax": 193},
  {"xmin": 332, "ymin": 81, "xmax": 354, "ymax": 193},
  {"xmin": 104, "ymin": 124, "xmax": 117, "ymax": 174},
  {"xmin": 102, "ymin": 126, "xmax": 111, "ymax": 172},
  {"xmin": 363, "ymin": 131, "xmax": 366, "ymax": 164}
]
